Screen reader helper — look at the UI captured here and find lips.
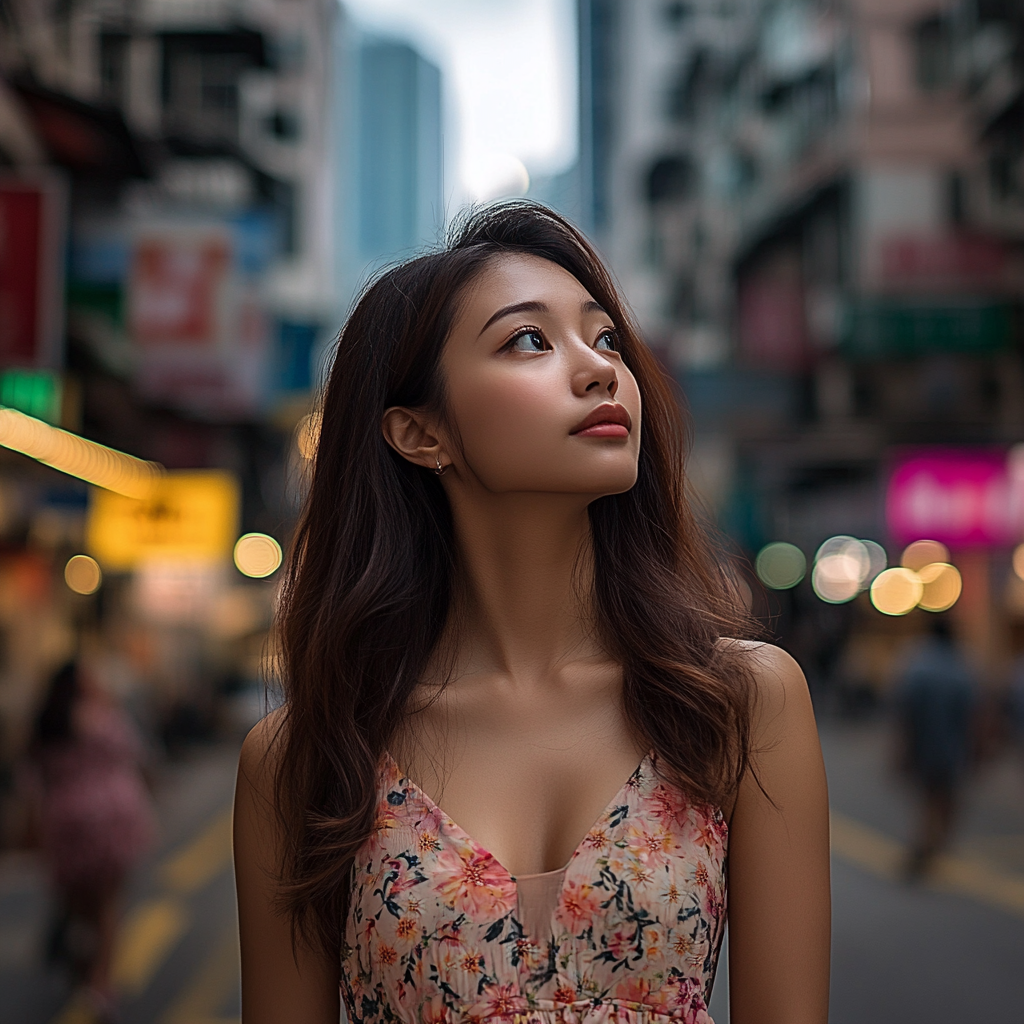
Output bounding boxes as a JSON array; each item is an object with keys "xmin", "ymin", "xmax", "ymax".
[{"xmin": 570, "ymin": 403, "xmax": 632, "ymax": 437}]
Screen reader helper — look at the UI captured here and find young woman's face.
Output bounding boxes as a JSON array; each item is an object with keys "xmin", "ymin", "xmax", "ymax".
[{"xmin": 439, "ymin": 254, "xmax": 641, "ymax": 497}]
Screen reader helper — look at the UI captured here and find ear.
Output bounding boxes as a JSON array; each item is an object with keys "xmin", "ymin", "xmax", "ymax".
[{"xmin": 381, "ymin": 406, "xmax": 445, "ymax": 471}]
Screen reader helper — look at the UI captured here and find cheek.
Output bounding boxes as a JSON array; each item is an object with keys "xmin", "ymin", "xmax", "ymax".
[{"xmin": 448, "ymin": 367, "xmax": 565, "ymax": 455}]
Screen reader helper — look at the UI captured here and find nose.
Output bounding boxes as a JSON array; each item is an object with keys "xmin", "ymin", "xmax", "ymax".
[{"xmin": 570, "ymin": 344, "xmax": 618, "ymax": 399}]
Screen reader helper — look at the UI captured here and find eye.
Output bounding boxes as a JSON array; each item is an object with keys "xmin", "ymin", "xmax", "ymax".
[
  {"xmin": 507, "ymin": 329, "xmax": 548, "ymax": 353},
  {"xmin": 595, "ymin": 329, "xmax": 619, "ymax": 351}
]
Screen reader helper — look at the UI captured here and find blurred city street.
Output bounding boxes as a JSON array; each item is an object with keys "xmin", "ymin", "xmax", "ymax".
[
  {"xmin": 823, "ymin": 718, "xmax": 1024, "ymax": 1023},
  {"xmin": 1, "ymin": 0, "xmax": 1024, "ymax": 1020},
  {"xmin": 3, "ymin": 739, "xmax": 243, "ymax": 1024}
]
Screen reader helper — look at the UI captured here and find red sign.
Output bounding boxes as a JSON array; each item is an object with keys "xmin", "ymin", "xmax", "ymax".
[
  {"xmin": 129, "ymin": 234, "xmax": 231, "ymax": 346},
  {"xmin": 879, "ymin": 234, "xmax": 1010, "ymax": 292},
  {"xmin": 128, "ymin": 225, "xmax": 269, "ymax": 418},
  {"xmin": 737, "ymin": 276, "xmax": 809, "ymax": 370},
  {"xmin": 0, "ymin": 175, "xmax": 66, "ymax": 367},
  {"xmin": 887, "ymin": 449, "xmax": 1024, "ymax": 547}
]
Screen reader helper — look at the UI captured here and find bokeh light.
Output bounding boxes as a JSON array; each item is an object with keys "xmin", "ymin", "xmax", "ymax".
[
  {"xmin": 755, "ymin": 542, "xmax": 806, "ymax": 589},
  {"xmin": 233, "ymin": 533, "xmax": 283, "ymax": 578},
  {"xmin": 1013, "ymin": 543, "xmax": 1024, "ymax": 582},
  {"xmin": 811, "ymin": 557, "xmax": 860, "ymax": 603},
  {"xmin": 917, "ymin": 562, "xmax": 962, "ymax": 612},
  {"xmin": 861, "ymin": 540, "xmax": 888, "ymax": 582},
  {"xmin": 870, "ymin": 567, "xmax": 924, "ymax": 616},
  {"xmin": 810, "ymin": 536, "xmax": 884, "ymax": 603},
  {"xmin": 64, "ymin": 554, "xmax": 102, "ymax": 595},
  {"xmin": 901, "ymin": 539, "xmax": 950, "ymax": 572},
  {"xmin": 0, "ymin": 408, "xmax": 162, "ymax": 499},
  {"xmin": 296, "ymin": 412, "xmax": 321, "ymax": 461}
]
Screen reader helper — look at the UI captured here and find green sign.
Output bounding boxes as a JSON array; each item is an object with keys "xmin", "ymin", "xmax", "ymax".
[
  {"xmin": 840, "ymin": 300, "xmax": 1014, "ymax": 359},
  {"xmin": 0, "ymin": 369, "xmax": 62, "ymax": 423}
]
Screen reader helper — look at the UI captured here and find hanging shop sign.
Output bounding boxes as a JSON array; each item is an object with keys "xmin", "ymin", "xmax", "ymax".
[
  {"xmin": 86, "ymin": 469, "xmax": 239, "ymax": 569},
  {"xmin": 737, "ymin": 264, "xmax": 810, "ymax": 371},
  {"xmin": 878, "ymin": 234, "xmax": 1012, "ymax": 292},
  {"xmin": 0, "ymin": 174, "xmax": 67, "ymax": 368},
  {"xmin": 840, "ymin": 299, "xmax": 1013, "ymax": 360},
  {"xmin": 886, "ymin": 448, "xmax": 1024, "ymax": 548},
  {"xmin": 127, "ymin": 223, "xmax": 271, "ymax": 419}
]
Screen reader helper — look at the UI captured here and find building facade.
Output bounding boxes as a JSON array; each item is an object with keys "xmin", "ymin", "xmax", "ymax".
[{"xmin": 585, "ymin": 0, "xmax": 1024, "ymax": 685}]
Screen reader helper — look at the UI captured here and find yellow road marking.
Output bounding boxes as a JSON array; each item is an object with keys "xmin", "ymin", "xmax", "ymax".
[
  {"xmin": 829, "ymin": 812, "xmax": 903, "ymax": 880},
  {"xmin": 162, "ymin": 928, "xmax": 240, "ymax": 1024},
  {"xmin": 49, "ymin": 805, "xmax": 234, "ymax": 1023},
  {"xmin": 830, "ymin": 810, "xmax": 1024, "ymax": 920},
  {"xmin": 161, "ymin": 808, "xmax": 234, "ymax": 894},
  {"xmin": 930, "ymin": 849, "xmax": 1024, "ymax": 915},
  {"xmin": 50, "ymin": 998, "xmax": 97, "ymax": 1024},
  {"xmin": 112, "ymin": 897, "xmax": 190, "ymax": 994}
]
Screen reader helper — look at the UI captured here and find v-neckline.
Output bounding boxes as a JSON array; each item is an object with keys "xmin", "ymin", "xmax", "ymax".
[{"xmin": 384, "ymin": 750, "xmax": 652, "ymax": 881}]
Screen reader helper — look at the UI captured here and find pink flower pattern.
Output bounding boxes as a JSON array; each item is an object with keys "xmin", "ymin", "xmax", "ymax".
[{"xmin": 341, "ymin": 753, "xmax": 727, "ymax": 1023}]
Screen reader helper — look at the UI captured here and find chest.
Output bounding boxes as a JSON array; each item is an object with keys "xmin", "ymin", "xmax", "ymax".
[{"xmin": 390, "ymin": 673, "xmax": 648, "ymax": 877}]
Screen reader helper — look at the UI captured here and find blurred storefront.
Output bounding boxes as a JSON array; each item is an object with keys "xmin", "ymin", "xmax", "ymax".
[
  {"xmin": 0, "ymin": 0, "xmax": 347, "ymax": 837},
  {"xmin": 584, "ymin": 0, "xmax": 1024, "ymax": 696}
]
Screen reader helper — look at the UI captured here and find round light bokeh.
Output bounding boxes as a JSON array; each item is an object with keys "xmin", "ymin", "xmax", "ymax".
[
  {"xmin": 65, "ymin": 554, "xmax": 102, "ymax": 595},
  {"xmin": 812, "ymin": 554, "xmax": 862, "ymax": 603},
  {"xmin": 861, "ymin": 540, "xmax": 888, "ymax": 582},
  {"xmin": 463, "ymin": 151, "xmax": 531, "ymax": 201},
  {"xmin": 233, "ymin": 533, "xmax": 283, "ymax": 578},
  {"xmin": 809, "ymin": 536, "xmax": 886, "ymax": 604},
  {"xmin": 901, "ymin": 539, "xmax": 950, "ymax": 572},
  {"xmin": 917, "ymin": 562, "xmax": 962, "ymax": 612},
  {"xmin": 755, "ymin": 542, "xmax": 806, "ymax": 590},
  {"xmin": 870, "ymin": 567, "xmax": 924, "ymax": 616},
  {"xmin": 296, "ymin": 412, "xmax": 321, "ymax": 461}
]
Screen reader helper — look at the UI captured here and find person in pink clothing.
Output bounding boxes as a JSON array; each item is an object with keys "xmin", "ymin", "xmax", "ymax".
[{"xmin": 28, "ymin": 654, "xmax": 156, "ymax": 1022}]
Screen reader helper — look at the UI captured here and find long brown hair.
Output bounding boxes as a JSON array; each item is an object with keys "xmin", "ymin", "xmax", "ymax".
[{"xmin": 273, "ymin": 201, "xmax": 758, "ymax": 955}]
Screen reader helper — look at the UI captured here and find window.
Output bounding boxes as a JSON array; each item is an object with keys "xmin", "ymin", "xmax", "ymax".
[
  {"xmin": 915, "ymin": 17, "xmax": 955, "ymax": 92},
  {"xmin": 99, "ymin": 32, "xmax": 129, "ymax": 109}
]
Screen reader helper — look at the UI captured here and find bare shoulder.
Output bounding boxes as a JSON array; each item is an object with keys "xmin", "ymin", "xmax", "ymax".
[
  {"xmin": 238, "ymin": 705, "xmax": 289, "ymax": 799},
  {"xmin": 717, "ymin": 639, "xmax": 812, "ymax": 740}
]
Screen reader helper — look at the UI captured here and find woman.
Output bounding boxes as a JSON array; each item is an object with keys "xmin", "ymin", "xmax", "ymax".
[
  {"xmin": 28, "ymin": 654, "xmax": 155, "ymax": 1022},
  {"xmin": 235, "ymin": 203, "xmax": 830, "ymax": 1023}
]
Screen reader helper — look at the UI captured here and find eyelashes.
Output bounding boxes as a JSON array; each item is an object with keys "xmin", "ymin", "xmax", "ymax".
[{"xmin": 500, "ymin": 326, "xmax": 620, "ymax": 352}]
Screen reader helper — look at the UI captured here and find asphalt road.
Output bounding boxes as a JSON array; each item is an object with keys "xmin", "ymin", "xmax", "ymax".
[
  {"xmin": 2, "ymin": 716, "xmax": 1022, "ymax": 1024},
  {"xmin": 2, "ymin": 743, "xmax": 242, "ymax": 1024}
]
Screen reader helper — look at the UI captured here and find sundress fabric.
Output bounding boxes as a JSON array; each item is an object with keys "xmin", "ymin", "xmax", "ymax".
[{"xmin": 341, "ymin": 752, "xmax": 728, "ymax": 1023}]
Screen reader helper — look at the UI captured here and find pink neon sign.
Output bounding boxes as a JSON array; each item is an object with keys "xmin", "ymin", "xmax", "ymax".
[{"xmin": 886, "ymin": 449, "xmax": 1024, "ymax": 547}]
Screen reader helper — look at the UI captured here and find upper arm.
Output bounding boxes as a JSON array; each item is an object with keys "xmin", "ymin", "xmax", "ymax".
[
  {"xmin": 725, "ymin": 643, "xmax": 830, "ymax": 1024},
  {"xmin": 234, "ymin": 711, "xmax": 340, "ymax": 1024}
]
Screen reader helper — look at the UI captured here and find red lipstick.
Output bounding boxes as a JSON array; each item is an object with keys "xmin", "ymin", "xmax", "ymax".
[{"xmin": 570, "ymin": 403, "xmax": 631, "ymax": 438}]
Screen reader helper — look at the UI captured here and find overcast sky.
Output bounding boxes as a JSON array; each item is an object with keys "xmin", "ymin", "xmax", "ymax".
[{"xmin": 341, "ymin": 0, "xmax": 578, "ymax": 202}]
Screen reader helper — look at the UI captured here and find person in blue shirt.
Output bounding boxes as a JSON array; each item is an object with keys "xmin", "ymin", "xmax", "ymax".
[{"xmin": 893, "ymin": 614, "xmax": 978, "ymax": 877}]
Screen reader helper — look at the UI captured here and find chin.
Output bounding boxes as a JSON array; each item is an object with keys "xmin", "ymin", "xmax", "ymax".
[{"xmin": 578, "ymin": 465, "xmax": 639, "ymax": 497}]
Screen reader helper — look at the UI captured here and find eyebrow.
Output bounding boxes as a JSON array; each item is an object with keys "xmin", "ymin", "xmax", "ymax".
[{"xmin": 477, "ymin": 299, "xmax": 608, "ymax": 337}]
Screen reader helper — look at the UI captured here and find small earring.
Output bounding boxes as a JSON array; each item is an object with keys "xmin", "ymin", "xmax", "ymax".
[{"xmin": 434, "ymin": 455, "xmax": 447, "ymax": 476}]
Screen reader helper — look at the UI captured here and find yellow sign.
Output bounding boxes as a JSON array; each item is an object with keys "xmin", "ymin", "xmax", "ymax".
[{"xmin": 87, "ymin": 470, "xmax": 239, "ymax": 569}]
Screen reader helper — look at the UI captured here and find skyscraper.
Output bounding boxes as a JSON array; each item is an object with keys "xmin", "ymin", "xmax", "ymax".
[{"xmin": 357, "ymin": 38, "xmax": 443, "ymax": 261}]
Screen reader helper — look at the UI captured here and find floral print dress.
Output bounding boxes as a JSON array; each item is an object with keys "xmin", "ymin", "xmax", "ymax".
[{"xmin": 341, "ymin": 752, "xmax": 728, "ymax": 1024}]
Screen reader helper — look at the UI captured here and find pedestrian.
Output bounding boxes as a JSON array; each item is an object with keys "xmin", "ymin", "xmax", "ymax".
[
  {"xmin": 1008, "ymin": 651, "xmax": 1024, "ymax": 763},
  {"xmin": 24, "ymin": 650, "xmax": 156, "ymax": 1022},
  {"xmin": 233, "ymin": 202, "xmax": 831, "ymax": 1024},
  {"xmin": 893, "ymin": 614, "xmax": 978, "ymax": 878}
]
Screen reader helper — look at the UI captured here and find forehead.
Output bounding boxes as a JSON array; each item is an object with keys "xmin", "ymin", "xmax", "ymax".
[{"xmin": 457, "ymin": 254, "xmax": 596, "ymax": 321}]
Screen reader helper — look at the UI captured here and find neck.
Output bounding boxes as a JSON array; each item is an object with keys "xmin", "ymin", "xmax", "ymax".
[{"xmin": 443, "ymin": 491, "xmax": 601, "ymax": 679}]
